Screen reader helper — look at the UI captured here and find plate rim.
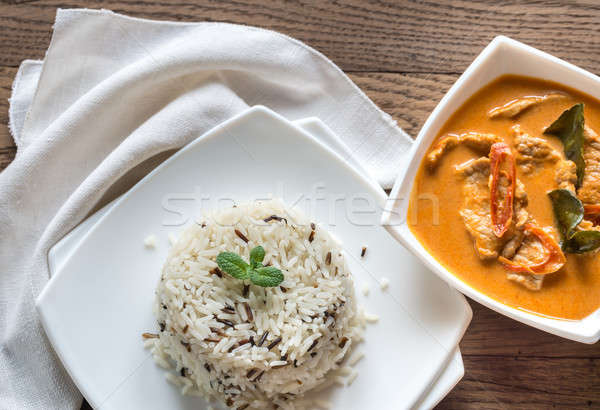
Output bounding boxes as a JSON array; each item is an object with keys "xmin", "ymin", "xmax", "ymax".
[{"xmin": 37, "ymin": 106, "xmax": 472, "ymax": 409}]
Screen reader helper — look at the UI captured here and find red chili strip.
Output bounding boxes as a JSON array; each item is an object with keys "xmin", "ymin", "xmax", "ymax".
[
  {"xmin": 498, "ymin": 223, "xmax": 566, "ymax": 275},
  {"xmin": 490, "ymin": 142, "xmax": 517, "ymax": 238}
]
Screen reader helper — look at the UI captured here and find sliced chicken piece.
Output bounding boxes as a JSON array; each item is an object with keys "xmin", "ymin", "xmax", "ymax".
[
  {"xmin": 456, "ymin": 158, "xmax": 500, "ymax": 259},
  {"xmin": 504, "ymin": 225, "xmax": 566, "ymax": 290},
  {"xmin": 455, "ymin": 158, "xmax": 528, "ymax": 260},
  {"xmin": 583, "ymin": 204, "xmax": 600, "ymax": 228},
  {"xmin": 577, "ymin": 219, "xmax": 600, "ymax": 232},
  {"xmin": 555, "ymin": 159, "xmax": 578, "ymax": 192},
  {"xmin": 512, "ymin": 125, "xmax": 561, "ymax": 174},
  {"xmin": 505, "ymin": 229, "xmax": 551, "ymax": 291},
  {"xmin": 488, "ymin": 93, "xmax": 566, "ymax": 119},
  {"xmin": 427, "ymin": 132, "xmax": 503, "ymax": 169},
  {"xmin": 578, "ymin": 125, "xmax": 600, "ymax": 205},
  {"xmin": 513, "ymin": 179, "xmax": 530, "ymax": 229},
  {"xmin": 507, "ymin": 272, "xmax": 544, "ymax": 291}
]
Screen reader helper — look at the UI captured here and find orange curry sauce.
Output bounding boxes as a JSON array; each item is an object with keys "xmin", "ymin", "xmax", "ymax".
[{"xmin": 409, "ymin": 75, "xmax": 600, "ymax": 320}]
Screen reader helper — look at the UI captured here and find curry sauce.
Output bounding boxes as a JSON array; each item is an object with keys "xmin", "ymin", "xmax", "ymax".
[{"xmin": 409, "ymin": 75, "xmax": 600, "ymax": 320}]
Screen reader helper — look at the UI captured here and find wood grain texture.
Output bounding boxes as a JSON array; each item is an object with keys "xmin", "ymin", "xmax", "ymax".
[
  {"xmin": 1, "ymin": 0, "xmax": 600, "ymax": 74},
  {"xmin": 1, "ymin": 1, "xmax": 600, "ymax": 409},
  {"xmin": 0, "ymin": 66, "xmax": 17, "ymax": 150}
]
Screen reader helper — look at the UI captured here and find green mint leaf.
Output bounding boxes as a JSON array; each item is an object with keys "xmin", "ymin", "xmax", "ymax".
[
  {"xmin": 216, "ymin": 252, "xmax": 250, "ymax": 279},
  {"xmin": 544, "ymin": 103, "xmax": 586, "ymax": 188},
  {"xmin": 564, "ymin": 230, "xmax": 600, "ymax": 254},
  {"xmin": 548, "ymin": 189, "xmax": 584, "ymax": 241},
  {"xmin": 249, "ymin": 246, "xmax": 265, "ymax": 268},
  {"xmin": 250, "ymin": 266, "xmax": 284, "ymax": 287}
]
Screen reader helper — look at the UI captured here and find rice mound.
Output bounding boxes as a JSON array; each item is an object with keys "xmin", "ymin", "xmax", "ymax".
[{"xmin": 147, "ymin": 199, "xmax": 363, "ymax": 409}]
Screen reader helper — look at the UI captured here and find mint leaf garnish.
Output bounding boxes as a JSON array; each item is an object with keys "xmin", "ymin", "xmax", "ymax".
[
  {"xmin": 250, "ymin": 266, "xmax": 284, "ymax": 287},
  {"xmin": 216, "ymin": 252, "xmax": 250, "ymax": 280},
  {"xmin": 249, "ymin": 245, "xmax": 265, "ymax": 268},
  {"xmin": 216, "ymin": 246, "xmax": 284, "ymax": 287}
]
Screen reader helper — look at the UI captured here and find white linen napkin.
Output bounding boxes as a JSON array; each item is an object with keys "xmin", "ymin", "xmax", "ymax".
[{"xmin": 0, "ymin": 8, "xmax": 412, "ymax": 409}]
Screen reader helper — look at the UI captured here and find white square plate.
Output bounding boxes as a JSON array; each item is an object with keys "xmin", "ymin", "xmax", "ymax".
[
  {"xmin": 382, "ymin": 36, "xmax": 600, "ymax": 343},
  {"xmin": 37, "ymin": 106, "xmax": 471, "ymax": 409}
]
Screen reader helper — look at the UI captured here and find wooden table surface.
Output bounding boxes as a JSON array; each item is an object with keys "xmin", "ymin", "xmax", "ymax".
[{"xmin": 2, "ymin": 1, "xmax": 600, "ymax": 408}]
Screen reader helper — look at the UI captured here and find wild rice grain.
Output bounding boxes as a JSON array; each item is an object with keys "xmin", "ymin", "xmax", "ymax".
[
  {"xmin": 210, "ymin": 327, "xmax": 226, "ymax": 337},
  {"xmin": 264, "ymin": 215, "xmax": 287, "ymax": 224},
  {"xmin": 142, "ymin": 332, "xmax": 159, "ymax": 339},
  {"xmin": 221, "ymin": 305, "xmax": 236, "ymax": 314},
  {"xmin": 180, "ymin": 341, "xmax": 191, "ymax": 353},
  {"xmin": 215, "ymin": 318, "xmax": 235, "ymax": 328},
  {"xmin": 257, "ymin": 331, "xmax": 269, "ymax": 347},
  {"xmin": 267, "ymin": 337, "xmax": 282, "ymax": 350},
  {"xmin": 360, "ymin": 247, "xmax": 367, "ymax": 257},
  {"xmin": 244, "ymin": 303, "xmax": 254, "ymax": 322},
  {"xmin": 235, "ymin": 229, "xmax": 249, "ymax": 243}
]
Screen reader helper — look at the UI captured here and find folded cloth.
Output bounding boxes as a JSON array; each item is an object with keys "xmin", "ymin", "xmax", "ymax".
[{"xmin": 0, "ymin": 8, "xmax": 412, "ymax": 409}]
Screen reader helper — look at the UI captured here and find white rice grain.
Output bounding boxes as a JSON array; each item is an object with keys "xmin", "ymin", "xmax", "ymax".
[
  {"xmin": 338, "ymin": 366, "xmax": 353, "ymax": 376},
  {"xmin": 349, "ymin": 351, "xmax": 365, "ymax": 366},
  {"xmin": 313, "ymin": 399, "xmax": 332, "ymax": 409},
  {"xmin": 346, "ymin": 370, "xmax": 359, "ymax": 386},
  {"xmin": 144, "ymin": 234, "xmax": 158, "ymax": 249},
  {"xmin": 364, "ymin": 313, "xmax": 380, "ymax": 323},
  {"xmin": 379, "ymin": 277, "xmax": 390, "ymax": 291}
]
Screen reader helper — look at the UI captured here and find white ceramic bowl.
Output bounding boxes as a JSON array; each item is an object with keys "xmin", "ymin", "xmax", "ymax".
[{"xmin": 382, "ymin": 36, "xmax": 600, "ymax": 343}]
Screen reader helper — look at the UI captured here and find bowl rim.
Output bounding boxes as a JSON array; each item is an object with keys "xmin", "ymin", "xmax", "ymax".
[{"xmin": 382, "ymin": 35, "xmax": 600, "ymax": 343}]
